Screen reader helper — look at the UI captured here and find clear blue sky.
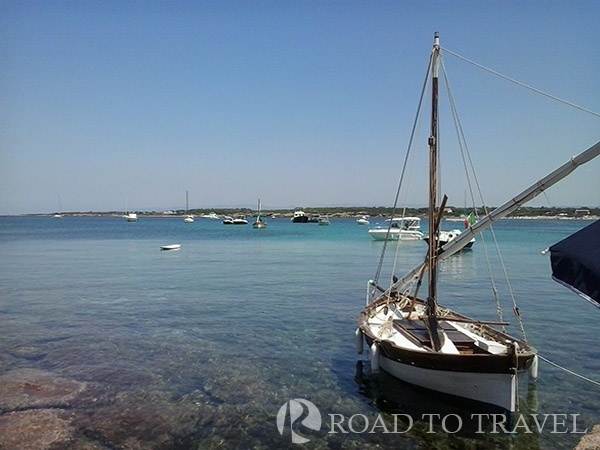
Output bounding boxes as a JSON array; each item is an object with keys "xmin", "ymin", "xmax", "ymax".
[{"xmin": 1, "ymin": 0, "xmax": 599, "ymax": 215}]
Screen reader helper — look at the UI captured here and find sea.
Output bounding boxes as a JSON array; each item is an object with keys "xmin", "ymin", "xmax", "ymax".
[{"xmin": 0, "ymin": 215, "xmax": 598, "ymax": 450}]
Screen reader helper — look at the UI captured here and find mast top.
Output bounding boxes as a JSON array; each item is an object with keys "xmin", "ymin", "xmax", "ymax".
[{"xmin": 433, "ymin": 32, "xmax": 440, "ymax": 47}]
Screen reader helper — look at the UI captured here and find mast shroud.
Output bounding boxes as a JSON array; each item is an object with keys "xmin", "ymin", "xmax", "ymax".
[{"xmin": 384, "ymin": 140, "xmax": 600, "ymax": 295}]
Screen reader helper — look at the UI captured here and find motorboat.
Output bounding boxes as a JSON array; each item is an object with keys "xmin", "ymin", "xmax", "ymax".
[
  {"xmin": 291, "ymin": 210, "xmax": 309, "ymax": 223},
  {"xmin": 424, "ymin": 229, "xmax": 475, "ymax": 249},
  {"xmin": 223, "ymin": 216, "xmax": 248, "ymax": 225},
  {"xmin": 368, "ymin": 217, "xmax": 424, "ymax": 241}
]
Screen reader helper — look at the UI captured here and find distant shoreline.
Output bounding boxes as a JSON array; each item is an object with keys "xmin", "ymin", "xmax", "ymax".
[{"xmin": 5, "ymin": 207, "xmax": 599, "ymax": 221}]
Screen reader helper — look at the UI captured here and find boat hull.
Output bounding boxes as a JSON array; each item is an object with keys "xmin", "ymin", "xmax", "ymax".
[
  {"xmin": 368, "ymin": 229, "xmax": 424, "ymax": 241},
  {"xmin": 376, "ymin": 353, "xmax": 521, "ymax": 412},
  {"xmin": 359, "ymin": 297, "xmax": 536, "ymax": 412},
  {"xmin": 424, "ymin": 229, "xmax": 475, "ymax": 249},
  {"xmin": 160, "ymin": 244, "xmax": 181, "ymax": 251}
]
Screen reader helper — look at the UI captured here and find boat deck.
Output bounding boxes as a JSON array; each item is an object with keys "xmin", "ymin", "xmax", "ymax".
[{"xmin": 394, "ymin": 319, "xmax": 488, "ymax": 354}]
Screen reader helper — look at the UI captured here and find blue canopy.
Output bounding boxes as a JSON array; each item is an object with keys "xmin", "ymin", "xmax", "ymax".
[{"xmin": 549, "ymin": 220, "xmax": 600, "ymax": 308}]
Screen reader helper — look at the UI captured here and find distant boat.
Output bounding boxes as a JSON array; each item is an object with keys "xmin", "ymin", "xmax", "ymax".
[
  {"xmin": 291, "ymin": 209, "xmax": 309, "ymax": 223},
  {"xmin": 424, "ymin": 230, "xmax": 475, "ymax": 249},
  {"xmin": 124, "ymin": 197, "xmax": 138, "ymax": 222},
  {"xmin": 318, "ymin": 216, "xmax": 330, "ymax": 226},
  {"xmin": 357, "ymin": 216, "xmax": 370, "ymax": 225},
  {"xmin": 368, "ymin": 217, "xmax": 424, "ymax": 241},
  {"xmin": 160, "ymin": 244, "xmax": 181, "ymax": 251},
  {"xmin": 425, "ymin": 214, "xmax": 477, "ymax": 249},
  {"xmin": 183, "ymin": 190, "xmax": 194, "ymax": 223},
  {"xmin": 124, "ymin": 212, "xmax": 138, "ymax": 222},
  {"xmin": 253, "ymin": 198, "xmax": 267, "ymax": 229},
  {"xmin": 201, "ymin": 212, "xmax": 220, "ymax": 219},
  {"xmin": 223, "ymin": 216, "xmax": 248, "ymax": 225},
  {"xmin": 54, "ymin": 195, "xmax": 64, "ymax": 218}
]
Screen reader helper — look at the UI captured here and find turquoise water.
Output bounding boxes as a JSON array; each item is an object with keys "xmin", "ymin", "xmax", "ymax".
[{"xmin": 0, "ymin": 216, "xmax": 598, "ymax": 449}]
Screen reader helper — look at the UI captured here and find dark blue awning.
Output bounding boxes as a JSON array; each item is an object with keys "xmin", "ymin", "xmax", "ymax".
[{"xmin": 549, "ymin": 220, "xmax": 600, "ymax": 308}]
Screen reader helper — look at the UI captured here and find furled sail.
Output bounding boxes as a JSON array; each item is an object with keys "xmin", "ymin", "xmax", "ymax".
[{"xmin": 549, "ymin": 219, "xmax": 600, "ymax": 308}]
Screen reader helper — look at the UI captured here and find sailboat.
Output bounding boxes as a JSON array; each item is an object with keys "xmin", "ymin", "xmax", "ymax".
[
  {"xmin": 357, "ymin": 33, "xmax": 600, "ymax": 413},
  {"xmin": 184, "ymin": 190, "xmax": 194, "ymax": 223},
  {"xmin": 124, "ymin": 197, "xmax": 138, "ymax": 222},
  {"xmin": 253, "ymin": 197, "xmax": 267, "ymax": 228},
  {"xmin": 54, "ymin": 194, "xmax": 64, "ymax": 218}
]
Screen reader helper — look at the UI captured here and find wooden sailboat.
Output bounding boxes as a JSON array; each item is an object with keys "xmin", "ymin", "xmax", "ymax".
[
  {"xmin": 357, "ymin": 33, "xmax": 600, "ymax": 413},
  {"xmin": 253, "ymin": 197, "xmax": 267, "ymax": 228},
  {"xmin": 184, "ymin": 190, "xmax": 194, "ymax": 223}
]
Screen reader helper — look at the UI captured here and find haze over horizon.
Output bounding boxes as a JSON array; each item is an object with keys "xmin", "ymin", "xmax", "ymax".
[{"xmin": 2, "ymin": 1, "xmax": 599, "ymax": 216}]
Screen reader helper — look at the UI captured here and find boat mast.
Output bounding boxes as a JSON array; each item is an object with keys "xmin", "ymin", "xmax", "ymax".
[
  {"xmin": 426, "ymin": 32, "xmax": 444, "ymax": 351},
  {"xmin": 427, "ymin": 32, "xmax": 440, "ymax": 317}
]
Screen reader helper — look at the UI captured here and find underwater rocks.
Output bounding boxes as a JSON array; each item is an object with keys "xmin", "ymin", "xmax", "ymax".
[
  {"xmin": 0, "ymin": 369, "xmax": 87, "ymax": 450},
  {"xmin": 0, "ymin": 409, "xmax": 73, "ymax": 450},
  {"xmin": 0, "ymin": 368, "xmax": 87, "ymax": 412},
  {"xmin": 576, "ymin": 423, "xmax": 600, "ymax": 450}
]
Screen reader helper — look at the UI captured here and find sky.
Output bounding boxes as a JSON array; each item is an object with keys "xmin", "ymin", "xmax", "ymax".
[{"xmin": 1, "ymin": 0, "xmax": 599, "ymax": 215}]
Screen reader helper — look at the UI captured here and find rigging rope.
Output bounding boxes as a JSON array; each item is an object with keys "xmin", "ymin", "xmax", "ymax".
[
  {"xmin": 442, "ymin": 47, "xmax": 600, "ymax": 118},
  {"xmin": 539, "ymin": 354, "xmax": 600, "ymax": 388},
  {"xmin": 373, "ymin": 54, "xmax": 432, "ymax": 286},
  {"xmin": 440, "ymin": 56, "xmax": 531, "ymax": 340}
]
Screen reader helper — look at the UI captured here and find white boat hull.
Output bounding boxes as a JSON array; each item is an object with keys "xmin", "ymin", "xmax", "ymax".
[
  {"xmin": 368, "ymin": 229, "xmax": 424, "ymax": 241},
  {"xmin": 378, "ymin": 353, "xmax": 519, "ymax": 412},
  {"xmin": 160, "ymin": 244, "xmax": 181, "ymax": 251},
  {"xmin": 359, "ymin": 297, "xmax": 536, "ymax": 413}
]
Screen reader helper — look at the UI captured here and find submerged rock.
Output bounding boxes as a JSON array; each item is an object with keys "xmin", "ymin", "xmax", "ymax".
[
  {"xmin": 0, "ymin": 368, "xmax": 87, "ymax": 412},
  {"xmin": 0, "ymin": 409, "xmax": 73, "ymax": 450},
  {"xmin": 575, "ymin": 423, "xmax": 600, "ymax": 450},
  {"xmin": 8, "ymin": 345, "xmax": 48, "ymax": 361}
]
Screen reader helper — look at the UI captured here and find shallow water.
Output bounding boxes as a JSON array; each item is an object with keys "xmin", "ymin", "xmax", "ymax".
[{"xmin": 0, "ymin": 216, "xmax": 598, "ymax": 449}]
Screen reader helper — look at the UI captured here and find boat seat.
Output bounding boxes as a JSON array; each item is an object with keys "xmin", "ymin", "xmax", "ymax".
[{"xmin": 393, "ymin": 319, "xmax": 477, "ymax": 346}]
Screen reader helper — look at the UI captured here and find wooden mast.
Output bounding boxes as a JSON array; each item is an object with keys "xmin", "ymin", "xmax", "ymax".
[{"xmin": 426, "ymin": 32, "xmax": 444, "ymax": 351}]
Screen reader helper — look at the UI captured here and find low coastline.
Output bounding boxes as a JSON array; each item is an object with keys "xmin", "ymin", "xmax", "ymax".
[{"xmin": 8, "ymin": 206, "xmax": 600, "ymax": 221}]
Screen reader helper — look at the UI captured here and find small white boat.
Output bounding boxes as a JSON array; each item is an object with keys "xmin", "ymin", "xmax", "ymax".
[
  {"xmin": 124, "ymin": 197, "xmax": 138, "ymax": 222},
  {"xmin": 318, "ymin": 216, "xmax": 330, "ymax": 226},
  {"xmin": 253, "ymin": 198, "xmax": 267, "ymax": 228},
  {"xmin": 160, "ymin": 244, "xmax": 181, "ymax": 251},
  {"xmin": 368, "ymin": 217, "xmax": 424, "ymax": 241},
  {"xmin": 200, "ymin": 212, "xmax": 220, "ymax": 219},
  {"xmin": 223, "ymin": 216, "xmax": 248, "ymax": 225},
  {"xmin": 357, "ymin": 216, "xmax": 370, "ymax": 225},
  {"xmin": 183, "ymin": 190, "xmax": 194, "ymax": 223},
  {"xmin": 424, "ymin": 229, "xmax": 475, "ymax": 249}
]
